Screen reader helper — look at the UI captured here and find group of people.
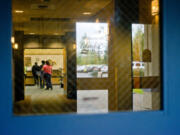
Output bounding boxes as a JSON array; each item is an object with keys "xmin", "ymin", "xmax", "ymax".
[{"xmin": 32, "ymin": 60, "xmax": 53, "ymax": 90}]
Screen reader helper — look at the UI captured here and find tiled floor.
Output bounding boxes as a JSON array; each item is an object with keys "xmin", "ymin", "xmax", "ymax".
[{"xmin": 14, "ymin": 86, "xmax": 77, "ymax": 115}]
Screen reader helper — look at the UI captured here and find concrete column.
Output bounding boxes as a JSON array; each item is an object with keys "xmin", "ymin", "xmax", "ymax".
[
  {"xmin": 13, "ymin": 31, "xmax": 24, "ymax": 101},
  {"xmin": 65, "ymin": 32, "xmax": 77, "ymax": 99},
  {"xmin": 114, "ymin": 0, "xmax": 139, "ymax": 110}
]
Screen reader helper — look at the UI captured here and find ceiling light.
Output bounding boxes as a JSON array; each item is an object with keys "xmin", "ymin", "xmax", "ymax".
[
  {"xmin": 151, "ymin": 0, "xmax": 159, "ymax": 16},
  {"xmin": 15, "ymin": 10, "xmax": 24, "ymax": 13},
  {"xmin": 29, "ymin": 33, "xmax": 35, "ymax": 35},
  {"xmin": 83, "ymin": 12, "xmax": 91, "ymax": 15},
  {"xmin": 73, "ymin": 44, "xmax": 76, "ymax": 49},
  {"xmin": 11, "ymin": 37, "xmax": 15, "ymax": 44},
  {"xmin": 96, "ymin": 18, "xmax": 99, "ymax": 23},
  {"xmin": 13, "ymin": 43, "xmax": 18, "ymax": 50}
]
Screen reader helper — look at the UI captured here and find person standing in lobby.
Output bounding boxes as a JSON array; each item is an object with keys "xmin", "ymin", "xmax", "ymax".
[
  {"xmin": 32, "ymin": 62, "xmax": 40, "ymax": 86},
  {"xmin": 43, "ymin": 61, "xmax": 53, "ymax": 90},
  {"xmin": 39, "ymin": 60, "xmax": 45, "ymax": 89}
]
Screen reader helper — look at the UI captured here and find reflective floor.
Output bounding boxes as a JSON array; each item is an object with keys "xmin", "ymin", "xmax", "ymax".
[{"xmin": 14, "ymin": 86, "xmax": 76, "ymax": 115}]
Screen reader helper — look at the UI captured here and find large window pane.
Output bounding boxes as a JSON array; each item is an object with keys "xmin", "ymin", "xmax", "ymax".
[
  {"xmin": 12, "ymin": 0, "xmax": 161, "ymax": 115},
  {"xmin": 76, "ymin": 22, "xmax": 108, "ymax": 78}
]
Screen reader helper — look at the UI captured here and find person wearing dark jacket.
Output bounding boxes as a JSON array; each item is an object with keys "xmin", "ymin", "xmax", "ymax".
[
  {"xmin": 32, "ymin": 62, "xmax": 40, "ymax": 86},
  {"xmin": 39, "ymin": 60, "xmax": 45, "ymax": 88}
]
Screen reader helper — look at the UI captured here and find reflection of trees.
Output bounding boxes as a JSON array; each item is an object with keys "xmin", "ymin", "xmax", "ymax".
[
  {"xmin": 132, "ymin": 25, "xmax": 144, "ymax": 77},
  {"xmin": 77, "ymin": 50, "xmax": 108, "ymax": 65},
  {"xmin": 97, "ymin": 45, "xmax": 101, "ymax": 62},
  {"xmin": 104, "ymin": 48, "xmax": 108, "ymax": 64},
  {"xmin": 77, "ymin": 33, "xmax": 108, "ymax": 65},
  {"xmin": 80, "ymin": 34, "xmax": 89, "ymax": 54},
  {"xmin": 77, "ymin": 52, "xmax": 103, "ymax": 65},
  {"xmin": 133, "ymin": 26, "xmax": 144, "ymax": 61}
]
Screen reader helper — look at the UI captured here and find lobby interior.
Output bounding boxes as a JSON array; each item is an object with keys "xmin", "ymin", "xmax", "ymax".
[{"xmin": 12, "ymin": 0, "xmax": 161, "ymax": 115}]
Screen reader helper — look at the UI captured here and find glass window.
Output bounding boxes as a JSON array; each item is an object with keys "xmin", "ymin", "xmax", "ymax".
[
  {"xmin": 76, "ymin": 22, "xmax": 109, "ymax": 78},
  {"xmin": 12, "ymin": 0, "xmax": 161, "ymax": 115}
]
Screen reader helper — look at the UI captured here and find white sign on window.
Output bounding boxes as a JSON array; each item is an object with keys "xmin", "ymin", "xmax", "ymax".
[{"xmin": 77, "ymin": 90, "xmax": 108, "ymax": 114}]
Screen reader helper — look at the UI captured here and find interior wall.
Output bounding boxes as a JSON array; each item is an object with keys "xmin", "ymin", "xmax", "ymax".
[
  {"xmin": 24, "ymin": 49, "xmax": 64, "ymax": 70},
  {"xmin": 23, "ymin": 35, "xmax": 65, "ymax": 49}
]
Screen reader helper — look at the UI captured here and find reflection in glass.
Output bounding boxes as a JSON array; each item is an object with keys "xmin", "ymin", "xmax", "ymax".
[{"xmin": 76, "ymin": 23, "xmax": 108, "ymax": 78}]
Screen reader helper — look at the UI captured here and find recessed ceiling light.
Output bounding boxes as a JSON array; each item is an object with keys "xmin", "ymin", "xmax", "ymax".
[
  {"xmin": 83, "ymin": 12, "xmax": 91, "ymax": 15},
  {"xmin": 13, "ymin": 43, "xmax": 18, "ymax": 49},
  {"xmin": 15, "ymin": 10, "xmax": 24, "ymax": 13},
  {"xmin": 11, "ymin": 37, "xmax": 15, "ymax": 44},
  {"xmin": 29, "ymin": 33, "xmax": 35, "ymax": 35}
]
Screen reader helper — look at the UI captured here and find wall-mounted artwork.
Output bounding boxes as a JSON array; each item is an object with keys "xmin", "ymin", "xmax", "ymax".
[{"xmin": 24, "ymin": 57, "xmax": 32, "ymax": 67}]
